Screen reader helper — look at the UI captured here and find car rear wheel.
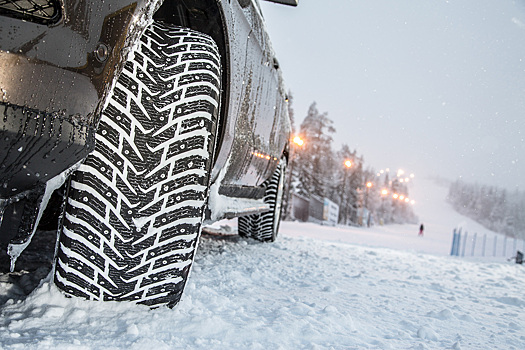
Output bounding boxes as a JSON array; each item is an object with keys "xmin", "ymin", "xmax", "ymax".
[
  {"xmin": 54, "ymin": 22, "xmax": 221, "ymax": 308},
  {"xmin": 238, "ymin": 159, "xmax": 286, "ymax": 242}
]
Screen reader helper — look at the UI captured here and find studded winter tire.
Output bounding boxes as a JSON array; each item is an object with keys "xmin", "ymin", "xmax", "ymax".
[
  {"xmin": 54, "ymin": 22, "xmax": 221, "ymax": 308},
  {"xmin": 238, "ymin": 159, "xmax": 286, "ymax": 242}
]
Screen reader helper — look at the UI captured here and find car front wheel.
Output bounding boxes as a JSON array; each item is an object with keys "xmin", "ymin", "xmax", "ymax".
[{"xmin": 54, "ymin": 22, "xmax": 221, "ymax": 308}]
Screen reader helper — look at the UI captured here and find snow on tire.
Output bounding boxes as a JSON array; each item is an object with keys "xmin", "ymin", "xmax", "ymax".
[
  {"xmin": 238, "ymin": 159, "xmax": 286, "ymax": 242},
  {"xmin": 54, "ymin": 22, "xmax": 221, "ymax": 308}
]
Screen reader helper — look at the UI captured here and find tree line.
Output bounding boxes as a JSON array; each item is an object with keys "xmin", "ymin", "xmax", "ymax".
[
  {"xmin": 448, "ymin": 180, "xmax": 525, "ymax": 239},
  {"xmin": 287, "ymin": 98, "xmax": 417, "ymax": 226}
]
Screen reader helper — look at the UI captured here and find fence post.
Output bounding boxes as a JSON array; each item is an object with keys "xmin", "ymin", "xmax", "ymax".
[
  {"xmin": 456, "ymin": 231, "xmax": 462, "ymax": 256},
  {"xmin": 482, "ymin": 234, "xmax": 486, "ymax": 257},
  {"xmin": 493, "ymin": 236, "xmax": 497, "ymax": 257},
  {"xmin": 456, "ymin": 228, "xmax": 462, "ymax": 256},
  {"xmin": 452, "ymin": 230, "xmax": 460, "ymax": 256},
  {"xmin": 471, "ymin": 232, "xmax": 477, "ymax": 256},
  {"xmin": 461, "ymin": 232, "xmax": 468, "ymax": 257},
  {"xmin": 503, "ymin": 236, "xmax": 507, "ymax": 257},
  {"xmin": 450, "ymin": 229, "xmax": 457, "ymax": 256}
]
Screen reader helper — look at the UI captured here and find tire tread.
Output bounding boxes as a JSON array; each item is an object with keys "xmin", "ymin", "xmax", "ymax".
[{"xmin": 55, "ymin": 22, "xmax": 221, "ymax": 307}]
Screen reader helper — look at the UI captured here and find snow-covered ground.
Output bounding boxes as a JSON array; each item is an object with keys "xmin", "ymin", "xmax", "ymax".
[
  {"xmin": 282, "ymin": 177, "xmax": 522, "ymax": 258},
  {"xmin": 1, "ymin": 179, "xmax": 524, "ymax": 349}
]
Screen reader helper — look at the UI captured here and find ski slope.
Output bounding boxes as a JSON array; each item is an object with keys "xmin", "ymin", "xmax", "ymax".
[
  {"xmin": 282, "ymin": 177, "xmax": 503, "ymax": 256},
  {"xmin": 0, "ymin": 179, "xmax": 524, "ymax": 349}
]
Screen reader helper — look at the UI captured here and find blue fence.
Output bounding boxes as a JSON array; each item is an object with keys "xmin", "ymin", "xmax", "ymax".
[{"xmin": 450, "ymin": 228, "xmax": 525, "ymax": 258}]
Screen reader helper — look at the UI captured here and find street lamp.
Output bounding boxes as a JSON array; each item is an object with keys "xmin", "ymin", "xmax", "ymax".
[
  {"xmin": 364, "ymin": 181, "xmax": 373, "ymax": 207},
  {"xmin": 293, "ymin": 136, "xmax": 304, "ymax": 147}
]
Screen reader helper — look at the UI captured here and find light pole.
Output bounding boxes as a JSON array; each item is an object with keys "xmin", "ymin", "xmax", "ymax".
[
  {"xmin": 340, "ymin": 160, "xmax": 352, "ymax": 225},
  {"xmin": 364, "ymin": 181, "xmax": 373, "ymax": 208},
  {"xmin": 380, "ymin": 188, "xmax": 388, "ymax": 225},
  {"xmin": 364, "ymin": 182, "xmax": 373, "ymax": 227}
]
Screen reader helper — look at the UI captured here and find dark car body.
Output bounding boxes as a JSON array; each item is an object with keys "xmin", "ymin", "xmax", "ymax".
[{"xmin": 0, "ymin": 0, "xmax": 294, "ymax": 246}]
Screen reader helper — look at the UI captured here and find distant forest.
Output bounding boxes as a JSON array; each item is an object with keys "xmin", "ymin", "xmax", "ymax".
[{"xmin": 448, "ymin": 180, "xmax": 525, "ymax": 239}]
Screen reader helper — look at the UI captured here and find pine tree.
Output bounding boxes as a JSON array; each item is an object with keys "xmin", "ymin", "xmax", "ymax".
[{"xmin": 295, "ymin": 102, "xmax": 335, "ymax": 199}]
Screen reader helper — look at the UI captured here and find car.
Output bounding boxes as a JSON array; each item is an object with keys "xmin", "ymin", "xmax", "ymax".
[{"xmin": 0, "ymin": 0, "xmax": 296, "ymax": 308}]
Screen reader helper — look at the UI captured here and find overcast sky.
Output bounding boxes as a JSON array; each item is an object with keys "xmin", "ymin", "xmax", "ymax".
[{"xmin": 260, "ymin": 0, "xmax": 525, "ymax": 191}]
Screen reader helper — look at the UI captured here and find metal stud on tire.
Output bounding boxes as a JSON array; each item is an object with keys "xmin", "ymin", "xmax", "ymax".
[{"xmin": 54, "ymin": 22, "xmax": 221, "ymax": 308}]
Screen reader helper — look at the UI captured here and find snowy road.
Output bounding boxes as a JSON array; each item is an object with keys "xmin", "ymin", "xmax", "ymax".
[{"xmin": 1, "ymin": 179, "xmax": 524, "ymax": 349}]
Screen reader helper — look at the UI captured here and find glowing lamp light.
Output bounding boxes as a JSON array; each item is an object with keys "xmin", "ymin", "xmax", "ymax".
[
  {"xmin": 292, "ymin": 136, "xmax": 304, "ymax": 147},
  {"xmin": 344, "ymin": 160, "xmax": 352, "ymax": 168},
  {"xmin": 366, "ymin": 182, "xmax": 373, "ymax": 188},
  {"xmin": 381, "ymin": 189, "xmax": 388, "ymax": 196},
  {"xmin": 252, "ymin": 151, "xmax": 272, "ymax": 160},
  {"xmin": 393, "ymin": 193, "xmax": 399, "ymax": 199}
]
